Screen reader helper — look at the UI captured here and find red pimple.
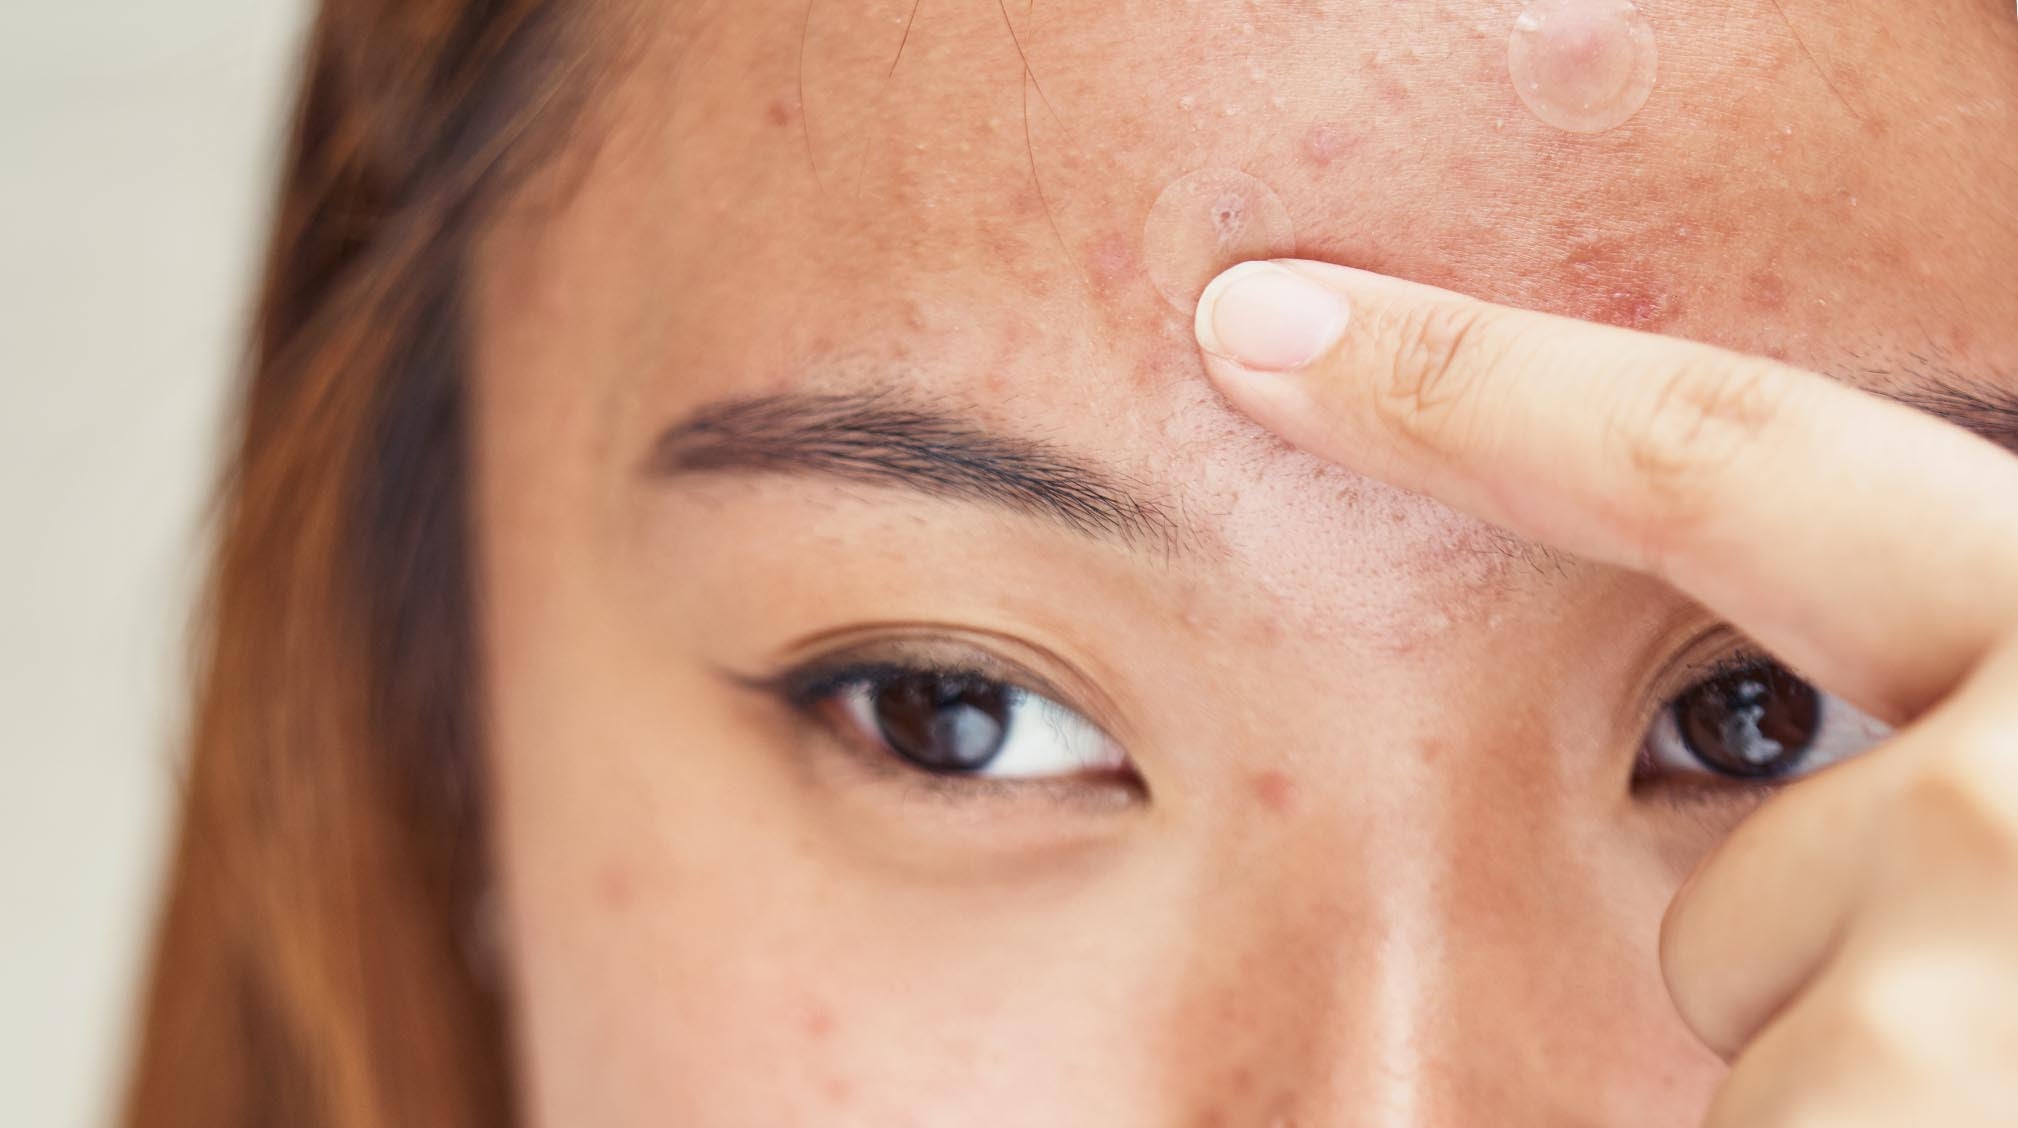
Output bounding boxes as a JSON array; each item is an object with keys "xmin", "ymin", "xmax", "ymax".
[
  {"xmin": 1301, "ymin": 123, "xmax": 1361, "ymax": 168},
  {"xmin": 595, "ymin": 864, "xmax": 634, "ymax": 912},
  {"xmin": 804, "ymin": 1002, "xmax": 836, "ymax": 1041},
  {"xmin": 1085, "ymin": 231, "xmax": 1141, "ymax": 296},
  {"xmin": 1249, "ymin": 770, "xmax": 1296, "ymax": 816},
  {"xmin": 1550, "ymin": 14, "xmax": 1611, "ymax": 65},
  {"xmin": 766, "ymin": 91, "xmax": 801, "ymax": 128},
  {"xmin": 1590, "ymin": 284, "xmax": 1680, "ymax": 332},
  {"xmin": 1742, "ymin": 270, "xmax": 1788, "ymax": 314}
]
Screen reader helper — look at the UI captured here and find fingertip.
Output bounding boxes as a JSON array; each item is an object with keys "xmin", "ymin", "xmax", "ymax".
[{"xmin": 1193, "ymin": 260, "xmax": 1352, "ymax": 376}]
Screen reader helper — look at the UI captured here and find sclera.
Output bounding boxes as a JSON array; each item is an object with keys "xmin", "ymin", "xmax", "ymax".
[{"xmin": 1507, "ymin": 0, "xmax": 1659, "ymax": 135}]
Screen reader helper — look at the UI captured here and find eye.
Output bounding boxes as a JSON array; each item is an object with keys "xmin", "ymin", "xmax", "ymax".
[
  {"xmin": 1640, "ymin": 657, "xmax": 1892, "ymax": 784},
  {"xmin": 811, "ymin": 667, "xmax": 1126, "ymax": 780}
]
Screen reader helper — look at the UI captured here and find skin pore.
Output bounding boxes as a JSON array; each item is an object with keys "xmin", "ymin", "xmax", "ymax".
[{"xmin": 472, "ymin": 1, "xmax": 2018, "ymax": 1125}]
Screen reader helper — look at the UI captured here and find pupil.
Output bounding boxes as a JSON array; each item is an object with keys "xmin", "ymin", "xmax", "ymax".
[
  {"xmin": 872, "ymin": 675, "xmax": 1012, "ymax": 773},
  {"xmin": 1673, "ymin": 661, "xmax": 1821, "ymax": 779}
]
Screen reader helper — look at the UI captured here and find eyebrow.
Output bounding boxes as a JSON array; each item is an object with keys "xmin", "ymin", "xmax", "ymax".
[
  {"xmin": 1876, "ymin": 372, "xmax": 2018, "ymax": 457},
  {"xmin": 643, "ymin": 392, "xmax": 1184, "ymax": 549},
  {"xmin": 642, "ymin": 367, "xmax": 2017, "ymax": 560}
]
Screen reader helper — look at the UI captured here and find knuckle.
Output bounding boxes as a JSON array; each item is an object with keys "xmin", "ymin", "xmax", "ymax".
[
  {"xmin": 1365, "ymin": 299, "xmax": 1504, "ymax": 454},
  {"xmin": 1606, "ymin": 359, "xmax": 1789, "ymax": 567}
]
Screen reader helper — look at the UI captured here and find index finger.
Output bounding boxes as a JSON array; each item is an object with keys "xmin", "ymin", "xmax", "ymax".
[{"xmin": 1192, "ymin": 259, "xmax": 2018, "ymax": 717}]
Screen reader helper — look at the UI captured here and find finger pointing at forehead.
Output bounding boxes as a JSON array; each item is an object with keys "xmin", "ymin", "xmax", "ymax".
[{"xmin": 1192, "ymin": 260, "xmax": 2018, "ymax": 718}]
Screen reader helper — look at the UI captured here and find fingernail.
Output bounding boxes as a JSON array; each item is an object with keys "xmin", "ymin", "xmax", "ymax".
[{"xmin": 1194, "ymin": 261, "xmax": 1351, "ymax": 373}]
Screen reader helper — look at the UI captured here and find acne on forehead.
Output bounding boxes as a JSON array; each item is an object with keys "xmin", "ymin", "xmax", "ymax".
[
  {"xmin": 1125, "ymin": 2, "xmax": 1661, "ymax": 312},
  {"xmin": 1141, "ymin": 168, "xmax": 1298, "ymax": 311},
  {"xmin": 1067, "ymin": 7, "xmax": 1672, "ymax": 329},
  {"xmin": 657, "ymin": 0, "xmax": 2014, "ymax": 376}
]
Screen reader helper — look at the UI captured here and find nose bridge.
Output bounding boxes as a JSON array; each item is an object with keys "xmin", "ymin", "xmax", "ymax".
[
  {"xmin": 1174, "ymin": 707, "xmax": 1663, "ymax": 1128},
  {"xmin": 1318, "ymin": 733, "xmax": 1462, "ymax": 1128},
  {"xmin": 1313, "ymin": 793, "xmax": 1590, "ymax": 1128}
]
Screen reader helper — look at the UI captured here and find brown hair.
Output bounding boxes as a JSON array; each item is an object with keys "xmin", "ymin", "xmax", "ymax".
[{"xmin": 123, "ymin": 3, "xmax": 589, "ymax": 1124}]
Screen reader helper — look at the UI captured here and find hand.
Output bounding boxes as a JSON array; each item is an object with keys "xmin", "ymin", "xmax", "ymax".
[{"xmin": 1190, "ymin": 259, "xmax": 2018, "ymax": 1126}]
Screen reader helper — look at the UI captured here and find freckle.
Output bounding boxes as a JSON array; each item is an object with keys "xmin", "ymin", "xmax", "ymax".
[
  {"xmin": 1250, "ymin": 770, "xmax": 1296, "ymax": 815},
  {"xmin": 823, "ymin": 1077, "xmax": 854, "ymax": 1105},
  {"xmin": 1742, "ymin": 270, "xmax": 1787, "ymax": 313},
  {"xmin": 1378, "ymin": 77, "xmax": 1409, "ymax": 105},
  {"xmin": 805, "ymin": 1003, "xmax": 836, "ymax": 1041}
]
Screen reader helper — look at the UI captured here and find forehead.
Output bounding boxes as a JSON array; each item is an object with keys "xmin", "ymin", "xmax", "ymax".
[
  {"xmin": 483, "ymin": 0, "xmax": 2018, "ymax": 549},
  {"xmin": 576, "ymin": 0, "xmax": 2015, "ymax": 326}
]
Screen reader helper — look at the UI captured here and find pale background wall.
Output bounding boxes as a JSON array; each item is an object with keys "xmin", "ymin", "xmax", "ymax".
[{"xmin": 0, "ymin": 2, "xmax": 312, "ymax": 1124}]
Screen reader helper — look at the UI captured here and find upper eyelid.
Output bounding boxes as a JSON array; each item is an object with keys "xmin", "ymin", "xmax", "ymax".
[{"xmin": 751, "ymin": 626, "xmax": 1133, "ymax": 744}]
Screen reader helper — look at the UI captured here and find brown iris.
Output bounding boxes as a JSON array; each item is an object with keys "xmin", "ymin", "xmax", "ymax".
[
  {"xmin": 1672, "ymin": 661, "xmax": 1822, "ymax": 779},
  {"xmin": 872, "ymin": 674, "xmax": 1013, "ymax": 773}
]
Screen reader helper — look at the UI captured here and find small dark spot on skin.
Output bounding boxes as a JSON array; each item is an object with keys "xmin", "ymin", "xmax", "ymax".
[
  {"xmin": 1378, "ymin": 77, "xmax": 1409, "ymax": 106},
  {"xmin": 822, "ymin": 1077, "xmax": 854, "ymax": 1106},
  {"xmin": 1250, "ymin": 770, "xmax": 1296, "ymax": 815},
  {"xmin": 1742, "ymin": 270, "xmax": 1788, "ymax": 313}
]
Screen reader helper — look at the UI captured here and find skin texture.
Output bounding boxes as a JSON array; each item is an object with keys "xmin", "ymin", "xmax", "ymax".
[
  {"xmin": 1187, "ymin": 261, "xmax": 2018, "ymax": 1125},
  {"xmin": 471, "ymin": 1, "xmax": 2018, "ymax": 1124}
]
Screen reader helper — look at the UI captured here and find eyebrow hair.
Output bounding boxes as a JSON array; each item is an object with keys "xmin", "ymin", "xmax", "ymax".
[
  {"xmin": 643, "ymin": 392, "xmax": 1183, "ymax": 548},
  {"xmin": 1823, "ymin": 342, "xmax": 2018, "ymax": 456},
  {"xmin": 1880, "ymin": 374, "xmax": 2018, "ymax": 457}
]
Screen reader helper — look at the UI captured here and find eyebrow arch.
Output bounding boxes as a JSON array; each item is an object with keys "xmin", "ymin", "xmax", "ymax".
[{"xmin": 643, "ymin": 392, "xmax": 1183, "ymax": 548}]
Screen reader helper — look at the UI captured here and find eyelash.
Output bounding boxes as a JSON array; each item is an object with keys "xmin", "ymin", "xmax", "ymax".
[
  {"xmin": 1629, "ymin": 647, "xmax": 1779, "ymax": 800},
  {"xmin": 1630, "ymin": 644, "xmax": 1889, "ymax": 805},
  {"xmin": 754, "ymin": 634, "xmax": 1883, "ymax": 810},
  {"xmin": 757, "ymin": 648, "xmax": 1144, "ymax": 803}
]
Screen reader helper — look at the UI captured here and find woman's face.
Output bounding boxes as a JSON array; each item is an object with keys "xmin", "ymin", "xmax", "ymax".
[{"xmin": 473, "ymin": 2, "xmax": 2018, "ymax": 1123}]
